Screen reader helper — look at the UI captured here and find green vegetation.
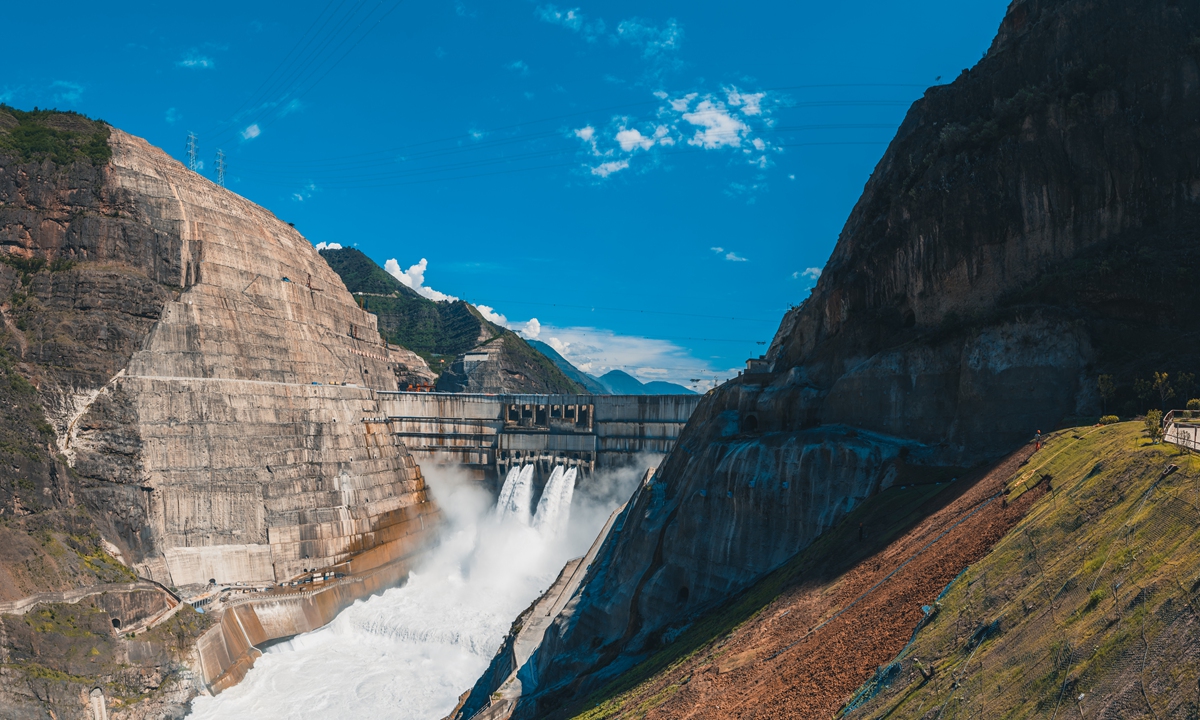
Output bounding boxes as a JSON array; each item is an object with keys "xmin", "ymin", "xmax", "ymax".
[
  {"xmin": 319, "ymin": 247, "xmax": 584, "ymax": 392},
  {"xmin": 1188, "ymin": 398, "xmax": 1200, "ymax": 411},
  {"xmin": 0, "ymin": 105, "xmax": 111, "ymax": 165},
  {"xmin": 1144, "ymin": 409, "xmax": 1164, "ymax": 442},
  {"xmin": 849, "ymin": 424, "xmax": 1200, "ymax": 718},
  {"xmin": 320, "ymin": 246, "xmax": 420, "ymax": 297},
  {"xmin": 1098, "ymin": 415, "xmax": 1119, "ymax": 425},
  {"xmin": 320, "ymin": 247, "xmax": 494, "ymax": 369}
]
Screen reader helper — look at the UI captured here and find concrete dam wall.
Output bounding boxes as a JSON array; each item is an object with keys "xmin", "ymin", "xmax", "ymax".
[{"xmin": 378, "ymin": 392, "xmax": 701, "ymax": 487}]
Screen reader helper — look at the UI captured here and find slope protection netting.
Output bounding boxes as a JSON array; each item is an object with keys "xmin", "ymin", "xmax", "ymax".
[{"xmin": 847, "ymin": 433, "xmax": 1200, "ymax": 720}]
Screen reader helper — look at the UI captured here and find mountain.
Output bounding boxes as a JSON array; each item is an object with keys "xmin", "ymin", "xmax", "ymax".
[
  {"xmin": 0, "ymin": 107, "xmax": 440, "ymax": 717},
  {"xmin": 319, "ymin": 247, "xmax": 584, "ymax": 394},
  {"xmin": 597, "ymin": 369, "xmax": 696, "ymax": 395},
  {"xmin": 528, "ymin": 340, "xmax": 609, "ymax": 394},
  {"xmin": 642, "ymin": 381, "xmax": 696, "ymax": 395},
  {"xmin": 457, "ymin": 1, "xmax": 1200, "ymax": 716},
  {"xmin": 527, "ymin": 346, "xmax": 697, "ymax": 396}
]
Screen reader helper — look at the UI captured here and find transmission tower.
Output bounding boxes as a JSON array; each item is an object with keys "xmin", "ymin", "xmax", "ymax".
[
  {"xmin": 185, "ymin": 132, "xmax": 199, "ymax": 172},
  {"xmin": 215, "ymin": 150, "xmax": 227, "ymax": 187}
]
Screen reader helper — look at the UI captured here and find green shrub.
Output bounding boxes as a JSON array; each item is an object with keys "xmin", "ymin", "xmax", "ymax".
[
  {"xmin": 1144, "ymin": 409, "xmax": 1164, "ymax": 442},
  {"xmin": 1099, "ymin": 415, "xmax": 1120, "ymax": 425},
  {"xmin": 1188, "ymin": 398, "xmax": 1200, "ymax": 411},
  {"xmin": 0, "ymin": 105, "xmax": 111, "ymax": 165}
]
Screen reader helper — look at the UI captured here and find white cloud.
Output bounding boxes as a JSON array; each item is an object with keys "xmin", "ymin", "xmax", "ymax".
[
  {"xmin": 536, "ymin": 4, "xmax": 606, "ymax": 41},
  {"xmin": 165, "ymin": 107, "xmax": 180, "ymax": 124},
  {"xmin": 569, "ymin": 86, "xmax": 772, "ymax": 180},
  {"xmin": 725, "ymin": 252, "xmax": 748, "ymax": 262},
  {"xmin": 280, "ymin": 99, "xmax": 303, "ymax": 116},
  {"xmin": 669, "ymin": 93, "xmax": 697, "ymax": 113},
  {"xmin": 683, "ymin": 99, "xmax": 748, "ymax": 149},
  {"xmin": 314, "ymin": 242, "xmax": 343, "ymax": 251},
  {"xmin": 788, "ymin": 174, "xmax": 796, "ymax": 180},
  {"xmin": 50, "ymin": 81, "xmax": 83, "ymax": 105},
  {"xmin": 615, "ymin": 17, "xmax": 682, "ymax": 58},
  {"xmin": 384, "ymin": 258, "xmax": 459, "ymax": 302},
  {"xmin": 725, "ymin": 87, "xmax": 765, "ymax": 116},
  {"xmin": 291, "ymin": 182, "xmax": 316, "ymax": 202},
  {"xmin": 467, "ymin": 301, "xmax": 738, "ymax": 388},
  {"xmin": 476, "ymin": 304, "xmax": 508, "ymax": 326},
  {"xmin": 520, "ymin": 318, "xmax": 541, "ymax": 339},
  {"xmin": 710, "ymin": 247, "xmax": 724, "ymax": 253},
  {"xmin": 506, "ymin": 60, "xmax": 530, "ymax": 75},
  {"xmin": 802, "ymin": 267, "xmax": 821, "ymax": 280},
  {"xmin": 538, "ymin": 323, "xmax": 733, "ymax": 388},
  {"xmin": 241, "ymin": 123, "xmax": 261, "ymax": 140},
  {"xmin": 475, "ymin": 306, "xmax": 540, "ymax": 340},
  {"xmin": 590, "ymin": 160, "xmax": 629, "ymax": 177},
  {"xmin": 176, "ymin": 53, "xmax": 214, "ymax": 69},
  {"xmin": 614, "ymin": 125, "xmax": 672, "ymax": 152},
  {"xmin": 615, "ymin": 128, "xmax": 654, "ymax": 152}
]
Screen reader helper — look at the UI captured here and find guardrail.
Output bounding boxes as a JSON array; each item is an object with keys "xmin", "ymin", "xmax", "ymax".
[{"xmin": 1164, "ymin": 410, "xmax": 1200, "ymax": 451}]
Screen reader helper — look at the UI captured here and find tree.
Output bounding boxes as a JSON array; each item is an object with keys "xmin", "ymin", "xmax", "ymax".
[
  {"xmin": 1176, "ymin": 372, "xmax": 1196, "ymax": 404},
  {"xmin": 1145, "ymin": 409, "xmax": 1164, "ymax": 443},
  {"xmin": 1188, "ymin": 398, "xmax": 1200, "ymax": 411},
  {"xmin": 1098, "ymin": 375, "xmax": 1116, "ymax": 414},
  {"xmin": 1152, "ymin": 372, "xmax": 1175, "ymax": 411}
]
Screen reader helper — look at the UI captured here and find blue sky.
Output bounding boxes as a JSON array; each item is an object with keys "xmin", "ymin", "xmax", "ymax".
[{"xmin": 4, "ymin": 1, "xmax": 1008, "ymax": 389}]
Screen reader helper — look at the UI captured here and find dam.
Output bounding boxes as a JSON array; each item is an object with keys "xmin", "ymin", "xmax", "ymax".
[{"xmin": 376, "ymin": 391, "xmax": 702, "ymax": 487}]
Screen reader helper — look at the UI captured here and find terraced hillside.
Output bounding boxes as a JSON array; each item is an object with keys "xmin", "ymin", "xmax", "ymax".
[{"xmin": 553, "ymin": 423, "xmax": 1197, "ymax": 719}]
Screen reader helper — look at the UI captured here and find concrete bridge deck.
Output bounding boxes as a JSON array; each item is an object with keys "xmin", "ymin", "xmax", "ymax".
[{"xmin": 375, "ymin": 391, "xmax": 701, "ymax": 487}]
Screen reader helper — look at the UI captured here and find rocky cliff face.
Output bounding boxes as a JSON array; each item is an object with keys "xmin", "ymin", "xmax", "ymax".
[
  {"xmin": 481, "ymin": 1, "xmax": 1200, "ymax": 715},
  {"xmin": 0, "ymin": 110, "xmax": 439, "ymax": 717}
]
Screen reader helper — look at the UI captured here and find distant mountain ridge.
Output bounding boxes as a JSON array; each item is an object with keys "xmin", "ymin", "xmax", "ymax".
[{"xmin": 528, "ymin": 341, "xmax": 696, "ymax": 395}]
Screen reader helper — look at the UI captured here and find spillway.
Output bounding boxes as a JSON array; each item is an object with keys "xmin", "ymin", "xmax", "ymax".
[{"xmin": 187, "ymin": 463, "xmax": 615, "ymax": 719}]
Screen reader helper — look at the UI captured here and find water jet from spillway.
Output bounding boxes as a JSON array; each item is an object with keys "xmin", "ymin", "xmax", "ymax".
[{"xmin": 187, "ymin": 461, "xmax": 627, "ymax": 720}]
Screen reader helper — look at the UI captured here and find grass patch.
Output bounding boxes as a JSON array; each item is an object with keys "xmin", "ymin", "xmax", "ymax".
[{"xmin": 0, "ymin": 105, "xmax": 110, "ymax": 165}]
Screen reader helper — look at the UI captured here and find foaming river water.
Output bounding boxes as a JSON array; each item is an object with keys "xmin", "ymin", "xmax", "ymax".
[{"xmin": 189, "ymin": 464, "xmax": 632, "ymax": 720}]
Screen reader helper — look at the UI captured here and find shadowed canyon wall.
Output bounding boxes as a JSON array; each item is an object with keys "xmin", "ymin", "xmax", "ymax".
[{"xmin": 465, "ymin": 1, "xmax": 1200, "ymax": 716}]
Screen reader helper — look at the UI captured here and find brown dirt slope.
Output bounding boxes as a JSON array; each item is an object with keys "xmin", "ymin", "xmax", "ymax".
[{"xmin": 565, "ymin": 436, "xmax": 1050, "ymax": 719}]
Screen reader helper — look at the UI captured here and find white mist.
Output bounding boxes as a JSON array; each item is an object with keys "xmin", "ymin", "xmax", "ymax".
[{"xmin": 188, "ymin": 462, "xmax": 641, "ymax": 720}]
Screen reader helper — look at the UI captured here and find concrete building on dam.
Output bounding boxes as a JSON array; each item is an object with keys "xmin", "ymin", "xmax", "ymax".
[{"xmin": 377, "ymin": 391, "xmax": 702, "ymax": 486}]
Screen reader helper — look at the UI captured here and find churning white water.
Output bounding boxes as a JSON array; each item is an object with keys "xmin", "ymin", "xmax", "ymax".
[{"xmin": 188, "ymin": 463, "xmax": 631, "ymax": 720}]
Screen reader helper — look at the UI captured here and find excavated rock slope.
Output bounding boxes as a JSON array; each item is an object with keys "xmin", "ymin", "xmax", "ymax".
[
  {"xmin": 65, "ymin": 128, "xmax": 440, "ymax": 588},
  {"xmin": 0, "ymin": 114, "xmax": 439, "ymax": 717},
  {"xmin": 481, "ymin": 1, "xmax": 1200, "ymax": 716}
]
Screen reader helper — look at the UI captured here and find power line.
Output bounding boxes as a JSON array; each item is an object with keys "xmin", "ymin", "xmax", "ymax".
[
  {"xmin": 200, "ymin": 0, "xmax": 342, "ymax": 138},
  {"xmin": 201, "ymin": 1, "xmax": 400, "ymax": 147},
  {"xmin": 233, "ymin": 140, "xmax": 891, "ymax": 190}
]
